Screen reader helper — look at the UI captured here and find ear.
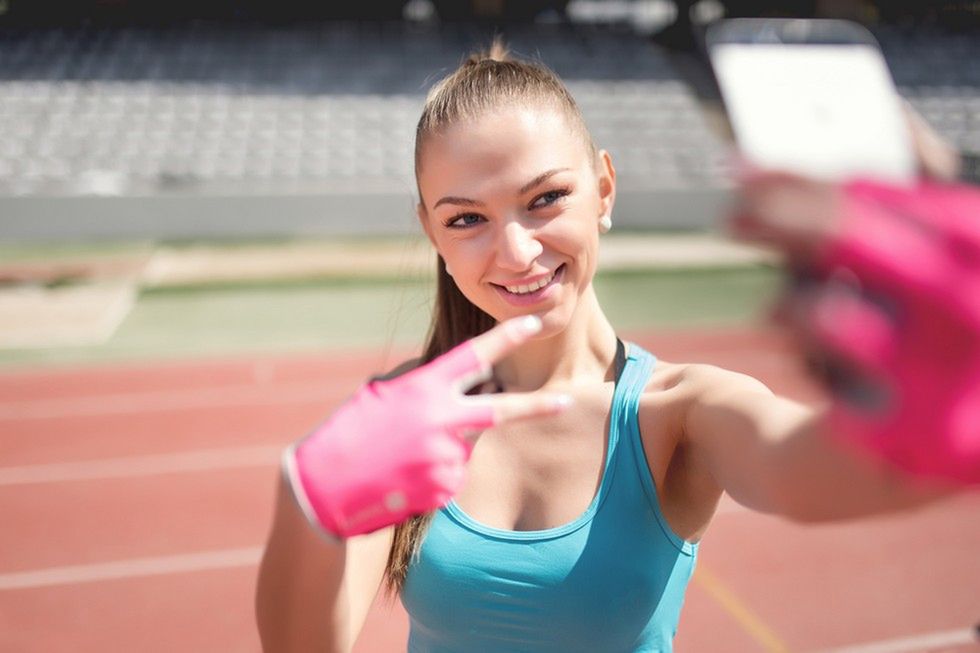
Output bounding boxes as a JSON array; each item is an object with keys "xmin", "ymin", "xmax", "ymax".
[
  {"xmin": 417, "ymin": 201, "xmax": 436, "ymax": 246},
  {"xmin": 596, "ymin": 149, "xmax": 616, "ymax": 220}
]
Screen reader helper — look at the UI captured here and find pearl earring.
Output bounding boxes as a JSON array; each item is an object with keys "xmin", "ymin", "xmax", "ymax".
[{"xmin": 598, "ymin": 215, "xmax": 612, "ymax": 234}]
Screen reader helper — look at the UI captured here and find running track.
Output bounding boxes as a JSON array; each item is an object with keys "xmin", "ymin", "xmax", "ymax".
[{"xmin": 2, "ymin": 326, "xmax": 978, "ymax": 652}]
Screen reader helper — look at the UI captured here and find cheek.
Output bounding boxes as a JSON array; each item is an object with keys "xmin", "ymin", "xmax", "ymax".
[
  {"xmin": 435, "ymin": 234, "xmax": 490, "ymax": 279},
  {"xmin": 547, "ymin": 216, "xmax": 599, "ymax": 276}
]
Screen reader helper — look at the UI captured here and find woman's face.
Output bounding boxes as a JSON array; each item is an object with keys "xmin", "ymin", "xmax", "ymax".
[{"xmin": 417, "ymin": 105, "xmax": 615, "ymax": 334}]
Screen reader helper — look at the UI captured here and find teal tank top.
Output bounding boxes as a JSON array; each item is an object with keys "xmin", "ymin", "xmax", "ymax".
[{"xmin": 401, "ymin": 344, "xmax": 697, "ymax": 652}]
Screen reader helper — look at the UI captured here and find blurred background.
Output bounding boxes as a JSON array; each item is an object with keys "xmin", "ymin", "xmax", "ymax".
[
  {"xmin": 1, "ymin": 0, "xmax": 978, "ymax": 364},
  {"xmin": 1, "ymin": 2, "xmax": 978, "ymax": 652},
  {"xmin": 0, "ymin": 0, "xmax": 978, "ymax": 242}
]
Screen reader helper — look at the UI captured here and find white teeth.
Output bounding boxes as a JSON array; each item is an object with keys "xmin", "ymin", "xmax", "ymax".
[{"xmin": 505, "ymin": 269, "xmax": 556, "ymax": 295}]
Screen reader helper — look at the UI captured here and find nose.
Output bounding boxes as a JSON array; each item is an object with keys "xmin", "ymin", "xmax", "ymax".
[{"xmin": 495, "ymin": 220, "xmax": 543, "ymax": 272}]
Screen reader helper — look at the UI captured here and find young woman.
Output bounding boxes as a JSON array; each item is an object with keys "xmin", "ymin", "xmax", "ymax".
[{"xmin": 256, "ymin": 43, "xmax": 970, "ymax": 652}]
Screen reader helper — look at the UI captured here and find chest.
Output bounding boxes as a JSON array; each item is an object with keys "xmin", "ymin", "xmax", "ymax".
[
  {"xmin": 456, "ymin": 384, "xmax": 613, "ymax": 531},
  {"xmin": 456, "ymin": 379, "xmax": 684, "ymax": 532}
]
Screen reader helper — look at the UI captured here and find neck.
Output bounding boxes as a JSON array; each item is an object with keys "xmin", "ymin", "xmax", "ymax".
[{"xmin": 493, "ymin": 285, "xmax": 618, "ymax": 392}]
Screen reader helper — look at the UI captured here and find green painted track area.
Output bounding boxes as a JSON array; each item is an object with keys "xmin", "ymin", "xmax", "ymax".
[{"xmin": 0, "ymin": 265, "xmax": 780, "ymax": 369}]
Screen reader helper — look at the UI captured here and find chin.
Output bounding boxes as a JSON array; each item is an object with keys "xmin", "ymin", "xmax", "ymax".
[
  {"xmin": 537, "ymin": 308, "xmax": 575, "ymax": 336},
  {"xmin": 500, "ymin": 305, "xmax": 573, "ymax": 338}
]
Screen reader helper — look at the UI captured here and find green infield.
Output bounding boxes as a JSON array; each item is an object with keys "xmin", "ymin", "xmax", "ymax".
[{"xmin": 0, "ymin": 265, "xmax": 780, "ymax": 370}]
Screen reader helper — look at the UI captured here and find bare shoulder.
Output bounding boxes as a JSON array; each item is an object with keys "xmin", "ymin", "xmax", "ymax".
[
  {"xmin": 674, "ymin": 363, "xmax": 774, "ymax": 401},
  {"xmin": 634, "ymin": 359, "xmax": 776, "ymax": 473},
  {"xmin": 637, "ymin": 361, "xmax": 775, "ymax": 442},
  {"xmin": 636, "ymin": 359, "xmax": 770, "ymax": 417}
]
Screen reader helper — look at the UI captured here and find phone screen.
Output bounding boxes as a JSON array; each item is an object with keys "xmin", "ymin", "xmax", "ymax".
[{"xmin": 710, "ymin": 41, "xmax": 915, "ymax": 182}]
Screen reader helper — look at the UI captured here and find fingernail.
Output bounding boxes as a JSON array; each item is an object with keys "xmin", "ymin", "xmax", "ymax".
[
  {"xmin": 551, "ymin": 394, "xmax": 574, "ymax": 410},
  {"xmin": 517, "ymin": 315, "xmax": 542, "ymax": 334}
]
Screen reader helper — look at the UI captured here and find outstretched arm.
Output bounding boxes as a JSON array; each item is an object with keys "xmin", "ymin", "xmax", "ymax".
[
  {"xmin": 683, "ymin": 364, "xmax": 950, "ymax": 523},
  {"xmin": 698, "ymin": 116, "xmax": 980, "ymax": 519}
]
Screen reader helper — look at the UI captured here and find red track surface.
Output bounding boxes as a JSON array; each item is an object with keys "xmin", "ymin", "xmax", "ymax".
[{"xmin": 2, "ymin": 326, "xmax": 978, "ymax": 652}]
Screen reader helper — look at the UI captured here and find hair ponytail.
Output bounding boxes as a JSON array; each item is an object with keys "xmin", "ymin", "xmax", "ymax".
[
  {"xmin": 422, "ymin": 256, "xmax": 497, "ymax": 364},
  {"xmin": 383, "ymin": 254, "xmax": 494, "ymax": 596},
  {"xmin": 462, "ymin": 36, "xmax": 510, "ymax": 66}
]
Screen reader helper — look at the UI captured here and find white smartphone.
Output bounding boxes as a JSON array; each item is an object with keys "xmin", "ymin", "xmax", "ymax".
[{"xmin": 706, "ymin": 18, "xmax": 915, "ymax": 183}]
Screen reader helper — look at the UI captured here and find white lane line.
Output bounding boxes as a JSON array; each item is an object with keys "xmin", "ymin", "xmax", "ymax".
[
  {"xmin": 0, "ymin": 380, "xmax": 351, "ymax": 420},
  {"xmin": 0, "ymin": 445, "xmax": 282, "ymax": 486},
  {"xmin": 817, "ymin": 627, "xmax": 980, "ymax": 653},
  {"xmin": 0, "ymin": 547, "xmax": 263, "ymax": 591}
]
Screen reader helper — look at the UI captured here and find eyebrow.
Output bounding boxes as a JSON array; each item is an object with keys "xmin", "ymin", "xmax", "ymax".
[
  {"xmin": 432, "ymin": 168, "xmax": 572, "ymax": 210},
  {"xmin": 433, "ymin": 195, "xmax": 484, "ymax": 210},
  {"xmin": 520, "ymin": 168, "xmax": 571, "ymax": 195}
]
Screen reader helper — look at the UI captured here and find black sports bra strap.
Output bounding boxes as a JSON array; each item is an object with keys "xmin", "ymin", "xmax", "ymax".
[{"xmin": 613, "ymin": 338, "xmax": 627, "ymax": 384}]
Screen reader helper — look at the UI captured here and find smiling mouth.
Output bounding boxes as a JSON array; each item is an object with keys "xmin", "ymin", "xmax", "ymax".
[{"xmin": 495, "ymin": 264, "xmax": 565, "ymax": 296}]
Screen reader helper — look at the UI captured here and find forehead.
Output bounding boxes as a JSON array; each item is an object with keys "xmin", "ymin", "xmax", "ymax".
[{"xmin": 418, "ymin": 106, "xmax": 591, "ymax": 204}]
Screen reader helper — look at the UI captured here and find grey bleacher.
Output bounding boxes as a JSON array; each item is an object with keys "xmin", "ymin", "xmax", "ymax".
[
  {"xmin": 0, "ymin": 21, "xmax": 731, "ymax": 240},
  {"xmin": 0, "ymin": 21, "xmax": 977, "ymax": 241}
]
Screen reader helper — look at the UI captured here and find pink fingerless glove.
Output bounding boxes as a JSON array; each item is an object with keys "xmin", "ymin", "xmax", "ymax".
[
  {"xmin": 811, "ymin": 179, "xmax": 980, "ymax": 484},
  {"xmin": 282, "ymin": 341, "xmax": 496, "ymax": 538}
]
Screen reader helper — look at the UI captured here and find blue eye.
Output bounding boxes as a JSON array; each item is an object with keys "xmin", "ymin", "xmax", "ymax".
[
  {"xmin": 531, "ymin": 188, "xmax": 570, "ymax": 209},
  {"xmin": 445, "ymin": 213, "xmax": 484, "ymax": 229}
]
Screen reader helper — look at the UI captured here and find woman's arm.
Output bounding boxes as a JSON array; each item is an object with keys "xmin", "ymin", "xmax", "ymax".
[
  {"xmin": 683, "ymin": 364, "xmax": 951, "ymax": 523},
  {"xmin": 255, "ymin": 475, "xmax": 393, "ymax": 653},
  {"xmin": 693, "ymin": 101, "xmax": 977, "ymax": 521}
]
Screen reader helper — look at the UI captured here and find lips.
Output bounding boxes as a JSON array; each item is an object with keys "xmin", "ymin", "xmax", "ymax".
[
  {"xmin": 492, "ymin": 264, "xmax": 565, "ymax": 306},
  {"xmin": 502, "ymin": 268, "xmax": 559, "ymax": 295}
]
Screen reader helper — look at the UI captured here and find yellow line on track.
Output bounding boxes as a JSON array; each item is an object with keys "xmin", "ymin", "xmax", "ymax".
[{"xmin": 693, "ymin": 564, "xmax": 792, "ymax": 652}]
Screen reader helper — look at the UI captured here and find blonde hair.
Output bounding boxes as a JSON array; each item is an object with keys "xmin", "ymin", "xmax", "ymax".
[
  {"xmin": 384, "ymin": 39, "xmax": 597, "ymax": 597},
  {"xmin": 414, "ymin": 38, "xmax": 596, "ymax": 183}
]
